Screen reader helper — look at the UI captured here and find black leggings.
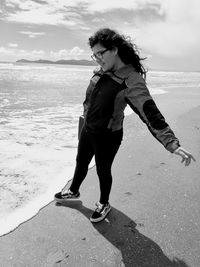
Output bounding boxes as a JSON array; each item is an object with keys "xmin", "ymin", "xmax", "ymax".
[{"xmin": 70, "ymin": 127, "xmax": 123, "ymax": 204}]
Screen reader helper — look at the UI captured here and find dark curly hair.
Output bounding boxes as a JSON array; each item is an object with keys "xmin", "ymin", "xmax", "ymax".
[{"xmin": 88, "ymin": 28, "xmax": 147, "ymax": 79}]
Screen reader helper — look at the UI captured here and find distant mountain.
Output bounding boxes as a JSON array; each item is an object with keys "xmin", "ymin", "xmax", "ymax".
[{"xmin": 16, "ymin": 59, "xmax": 97, "ymax": 66}]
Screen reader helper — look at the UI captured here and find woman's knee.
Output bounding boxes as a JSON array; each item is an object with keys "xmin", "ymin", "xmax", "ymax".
[{"xmin": 96, "ymin": 166, "xmax": 112, "ymax": 180}]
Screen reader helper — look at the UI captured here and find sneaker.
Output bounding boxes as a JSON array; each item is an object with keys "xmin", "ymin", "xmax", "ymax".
[
  {"xmin": 90, "ymin": 202, "xmax": 111, "ymax": 223},
  {"xmin": 54, "ymin": 189, "xmax": 80, "ymax": 203}
]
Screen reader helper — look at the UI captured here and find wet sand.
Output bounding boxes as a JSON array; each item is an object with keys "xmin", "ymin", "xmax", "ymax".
[{"xmin": 0, "ymin": 86, "xmax": 199, "ymax": 266}]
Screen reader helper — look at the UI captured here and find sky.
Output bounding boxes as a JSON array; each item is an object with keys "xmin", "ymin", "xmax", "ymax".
[{"xmin": 0, "ymin": 0, "xmax": 200, "ymax": 71}]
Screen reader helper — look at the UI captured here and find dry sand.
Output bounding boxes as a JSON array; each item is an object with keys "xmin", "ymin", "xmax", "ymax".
[{"xmin": 0, "ymin": 85, "xmax": 199, "ymax": 267}]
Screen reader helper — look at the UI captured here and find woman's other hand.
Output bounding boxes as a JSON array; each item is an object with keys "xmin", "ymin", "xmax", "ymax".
[{"xmin": 174, "ymin": 147, "xmax": 196, "ymax": 166}]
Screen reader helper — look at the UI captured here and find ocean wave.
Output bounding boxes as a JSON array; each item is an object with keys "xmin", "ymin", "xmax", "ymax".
[{"xmin": 0, "ymin": 139, "xmax": 77, "ymax": 236}]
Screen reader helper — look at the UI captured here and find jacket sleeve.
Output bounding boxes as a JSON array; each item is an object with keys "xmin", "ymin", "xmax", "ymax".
[
  {"xmin": 83, "ymin": 72, "xmax": 101, "ymax": 118},
  {"xmin": 83, "ymin": 81, "xmax": 93, "ymax": 118},
  {"xmin": 124, "ymin": 72, "xmax": 180, "ymax": 153}
]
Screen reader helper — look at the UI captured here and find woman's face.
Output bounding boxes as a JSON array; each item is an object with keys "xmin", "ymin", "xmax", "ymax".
[{"xmin": 91, "ymin": 43, "xmax": 117, "ymax": 72}]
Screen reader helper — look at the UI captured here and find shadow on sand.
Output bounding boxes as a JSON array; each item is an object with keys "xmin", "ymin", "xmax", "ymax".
[{"xmin": 55, "ymin": 200, "xmax": 189, "ymax": 267}]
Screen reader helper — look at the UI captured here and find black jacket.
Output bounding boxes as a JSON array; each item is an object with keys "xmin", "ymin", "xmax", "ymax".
[{"xmin": 83, "ymin": 64, "xmax": 180, "ymax": 153}]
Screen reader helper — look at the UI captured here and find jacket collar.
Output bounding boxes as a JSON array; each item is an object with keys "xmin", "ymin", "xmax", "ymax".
[{"xmin": 105, "ymin": 64, "xmax": 135, "ymax": 79}]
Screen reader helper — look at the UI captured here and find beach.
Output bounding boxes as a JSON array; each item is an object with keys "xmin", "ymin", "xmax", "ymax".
[
  {"xmin": 0, "ymin": 63, "xmax": 173, "ymax": 236},
  {"xmin": 0, "ymin": 78, "xmax": 199, "ymax": 266}
]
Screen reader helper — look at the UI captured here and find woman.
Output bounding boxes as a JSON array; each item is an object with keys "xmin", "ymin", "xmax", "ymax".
[{"xmin": 54, "ymin": 28, "xmax": 195, "ymax": 223}]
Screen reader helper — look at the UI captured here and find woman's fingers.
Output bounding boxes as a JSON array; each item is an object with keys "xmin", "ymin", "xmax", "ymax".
[{"xmin": 174, "ymin": 147, "xmax": 196, "ymax": 166}]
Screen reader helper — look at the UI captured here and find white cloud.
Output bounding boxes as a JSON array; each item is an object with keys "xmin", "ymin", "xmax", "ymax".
[
  {"xmin": 2, "ymin": 0, "xmax": 200, "ymax": 64},
  {"xmin": 0, "ymin": 46, "xmax": 46, "ymax": 61},
  {"xmin": 82, "ymin": 0, "xmax": 200, "ymax": 59},
  {"xmin": 5, "ymin": 0, "xmax": 82, "ymax": 26},
  {"xmin": 6, "ymin": 9, "xmax": 77, "ymax": 26},
  {"xmin": 6, "ymin": 0, "xmax": 41, "ymax": 9},
  {"xmin": 69, "ymin": 47, "xmax": 84, "ymax": 59},
  {"xmin": 19, "ymin": 31, "xmax": 46, "ymax": 38},
  {"xmin": 84, "ymin": 0, "xmax": 147, "ymax": 12},
  {"xmin": 3, "ymin": 0, "xmax": 155, "ymax": 26},
  {"xmin": 8, "ymin": 43, "xmax": 18, "ymax": 48},
  {"xmin": 137, "ymin": 22, "xmax": 200, "ymax": 58},
  {"xmin": 0, "ymin": 45, "xmax": 86, "ymax": 61},
  {"xmin": 50, "ymin": 47, "xmax": 85, "ymax": 60},
  {"xmin": 0, "ymin": 47, "xmax": 13, "ymax": 55},
  {"xmin": 115, "ymin": 0, "xmax": 200, "ymax": 58},
  {"xmin": 32, "ymin": 50, "xmax": 45, "ymax": 56},
  {"xmin": 50, "ymin": 49, "xmax": 69, "ymax": 60}
]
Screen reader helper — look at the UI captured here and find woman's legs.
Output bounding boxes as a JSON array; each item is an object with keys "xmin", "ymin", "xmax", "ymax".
[
  {"xmin": 70, "ymin": 128, "xmax": 94, "ymax": 193},
  {"xmin": 94, "ymin": 129, "xmax": 123, "ymax": 204},
  {"xmin": 69, "ymin": 128, "xmax": 123, "ymax": 204}
]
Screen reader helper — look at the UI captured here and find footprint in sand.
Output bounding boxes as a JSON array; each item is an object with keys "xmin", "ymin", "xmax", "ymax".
[{"xmin": 44, "ymin": 250, "xmax": 69, "ymax": 266}]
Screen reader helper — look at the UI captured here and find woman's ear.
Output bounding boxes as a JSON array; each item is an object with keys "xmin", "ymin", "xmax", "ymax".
[{"xmin": 112, "ymin": 46, "xmax": 118, "ymax": 55}]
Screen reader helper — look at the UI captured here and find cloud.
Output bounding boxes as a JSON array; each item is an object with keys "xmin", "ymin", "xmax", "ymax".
[
  {"xmin": 4, "ymin": 0, "xmax": 83, "ymax": 26},
  {"xmin": 50, "ymin": 47, "xmax": 85, "ymax": 60},
  {"xmin": 85, "ymin": 0, "xmax": 200, "ymax": 59},
  {"xmin": 3, "ymin": 0, "xmax": 162, "ymax": 27},
  {"xmin": 8, "ymin": 43, "xmax": 18, "ymax": 48},
  {"xmin": 19, "ymin": 31, "xmax": 46, "ymax": 38},
  {"xmin": 99, "ymin": 0, "xmax": 200, "ymax": 59},
  {"xmin": 130, "ymin": 0, "xmax": 200, "ymax": 58},
  {"xmin": 5, "ymin": 0, "xmax": 50, "ymax": 9},
  {"xmin": 0, "ymin": 47, "xmax": 13, "ymax": 55},
  {"xmin": 31, "ymin": 0, "xmax": 47, "ymax": 4},
  {"xmin": 0, "ymin": 46, "xmax": 19, "ymax": 61},
  {"xmin": 84, "ymin": 0, "xmax": 155, "ymax": 13},
  {"xmin": 50, "ymin": 49, "xmax": 69, "ymax": 60},
  {"xmin": 1, "ymin": 0, "xmax": 200, "ymax": 64},
  {"xmin": 31, "ymin": 50, "xmax": 45, "ymax": 57},
  {"xmin": 6, "ymin": 9, "xmax": 78, "ymax": 26},
  {"xmin": 0, "ymin": 46, "xmax": 45, "ymax": 61},
  {"xmin": 135, "ymin": 21, "xmax": 200, "ymax": 58},
  {"xmin": 0, "ymin": 45, "xmax": 86, "ymax": 61},
  {"xmin": 69, "ymin": 47, "xmax": 84, "ymax": 59}
]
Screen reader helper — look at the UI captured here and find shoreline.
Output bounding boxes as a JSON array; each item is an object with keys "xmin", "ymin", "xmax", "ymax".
[
  {"xmin": 0, "ymin": 147, "xmax": 96, "ymax": 237},
  {"xmin": 1, "ymin": 61, "xmax": 200, "ymax": 73},
  {"xmin": 0, "ymin": 84, "xmax": 199, "ymax": 266}
]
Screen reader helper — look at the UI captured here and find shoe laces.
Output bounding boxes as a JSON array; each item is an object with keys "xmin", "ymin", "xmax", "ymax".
[
  {"xmin": 95, "ymin": 202, "xmax": 104, "ymax": 212},
  {"xmin": 61, "ymin": 188, "xmax": 72, "ymax": 196},
  {"xmin": 95, "ymin": 202, "xmax": 110, "ymax": 212}
]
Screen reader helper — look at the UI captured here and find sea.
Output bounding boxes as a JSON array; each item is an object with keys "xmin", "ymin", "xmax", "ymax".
[{"xmin": 0, "ymin": 62, "xmax": 200, "ymax": 236}]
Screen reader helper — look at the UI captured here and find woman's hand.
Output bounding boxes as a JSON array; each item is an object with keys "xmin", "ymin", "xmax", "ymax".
[{"xmin": 173, "ymin": 147, "xmax": 196, "ymax": 166}]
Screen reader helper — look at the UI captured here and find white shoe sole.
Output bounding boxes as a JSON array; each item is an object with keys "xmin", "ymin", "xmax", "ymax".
[
  {"xmin": 90, "ymin": 206, "xmax": 111, "ymax": 223},
  {"xmin": 54, "ymin": 192, "xmax": 80, "ymax": 203}
]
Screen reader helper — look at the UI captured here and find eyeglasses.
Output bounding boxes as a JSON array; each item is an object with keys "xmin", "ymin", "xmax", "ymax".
[{"xmin": 91, "ymin": 49, "xmax": 109, "ymax": 61}]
